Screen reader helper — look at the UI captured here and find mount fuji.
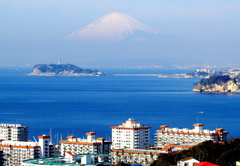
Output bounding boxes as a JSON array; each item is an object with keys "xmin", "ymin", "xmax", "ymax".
[{"xmin": 66, "ymin": 13, "xmax": 161, "ymax": 41}]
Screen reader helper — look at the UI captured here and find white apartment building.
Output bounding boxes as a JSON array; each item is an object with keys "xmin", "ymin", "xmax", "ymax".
[
  {"xmin": 155, "ymin": 124, "xmax": 229, "ymax": 147},
  {"xmin": 0, "ymin": 135, "xmax": 54, "ymax": 166},
  {"xmin": 111, "ymin": 118, "xmax": 151, "ymax": 150},
  {"xmin": 0, "ymin": 123, "xmax": 29, "ymax": 141},
  {"xmin": 59, "ymin": 132, "xmax": 112, "ymax": 156},
  {"xmin": 111, "ymin": 148, "xmax": 168, "ymax": 165}
]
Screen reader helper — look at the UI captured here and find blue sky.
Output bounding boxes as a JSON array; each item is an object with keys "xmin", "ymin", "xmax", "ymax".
[{"xmin": 1, "ymin": 0, "xmax": 240, "ymax": 67}]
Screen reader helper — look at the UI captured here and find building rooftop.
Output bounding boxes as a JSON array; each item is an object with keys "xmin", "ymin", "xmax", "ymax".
[
  {"xmin": 157, "ymin": 123, "xmax": 228, "ymax": 135},
  {"xmin": 110, "ymin": 118, "xmax": 151, "ymax": 129},
  {"xmin": 22, "ymin": 153, "xmax": 110, "ymax": 165},
  {"xmin": 0, "ymin": 123, "xmax": 26, "ymax": 127},
  {"xmin": 59, "ymin": 133, "xmax": 111, "ymax": 145},
  {"xmin": 112, "ymin": 148, "xmax": 168, "ymax": 155}
]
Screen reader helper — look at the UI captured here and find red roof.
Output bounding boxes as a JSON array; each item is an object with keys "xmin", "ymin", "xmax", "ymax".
[
  {"xmin": 67, "ymin": 136, "xmax": 76, "ymax": 139},
  {"xmin": 194, "ymin": 162, "xmax": 218, "ymax": 166},
  {"xmin": 38, "ymin": 135, "xmax": 50, "ymax": 139},
  {"xmin": 161, "ymin": 125, "xmax": 169, "ymax": 128},
  {"xmin": 97, "ymin": 138, "xmax": 106, "ymax": 141},
  {"xmin": 66, "ymin": 151, "xmax": 75, "ymax": 156},
  {"xmin": 193, "ymin": 124, "xmax": 204, "ymax": 127},
  {"xmin": 216, "ymin": 128, "xmax": 225, "ymax": 131},
  {"xmin": 86, "ymin": 132, "xmax": 97, "ymax": 135}
]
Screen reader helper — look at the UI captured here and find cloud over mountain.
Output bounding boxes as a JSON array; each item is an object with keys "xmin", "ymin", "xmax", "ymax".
[{"xmin": 66, "ymin": 12, "xmax": 160, "ymax": 41}]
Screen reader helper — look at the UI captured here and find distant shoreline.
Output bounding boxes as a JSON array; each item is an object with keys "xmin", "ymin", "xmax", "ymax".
[
  {"xmin": 27, "ymin": 73, "xmax": 104, "ymax": 77},
  {"xmin": 113, "ymin": 74, "xmax": 194, "ymax": 78}
]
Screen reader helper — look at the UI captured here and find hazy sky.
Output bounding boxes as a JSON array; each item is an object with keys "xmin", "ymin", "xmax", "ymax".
[{"xmin": 1, "ymin": 0, "xmax": 240, "ymax": 67}]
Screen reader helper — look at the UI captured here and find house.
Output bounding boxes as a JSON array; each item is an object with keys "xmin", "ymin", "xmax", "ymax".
[{"xmin": 177, "ymin": 157, "xmax": 199, "ymax": 166}]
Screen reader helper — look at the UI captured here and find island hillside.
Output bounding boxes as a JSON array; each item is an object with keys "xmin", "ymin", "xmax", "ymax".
[
  {"xmin": 29, "ymin": 64, "xmax": 106, "ymax": 76},
  {"xmin": 192, "ymin": 75, "xmax": 240, "ymax": 93}
]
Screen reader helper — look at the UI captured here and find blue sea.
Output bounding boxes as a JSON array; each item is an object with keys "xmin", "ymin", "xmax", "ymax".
[{"xmin": 0, "ymin": 67, "xmax": 239, "ymax": 144}]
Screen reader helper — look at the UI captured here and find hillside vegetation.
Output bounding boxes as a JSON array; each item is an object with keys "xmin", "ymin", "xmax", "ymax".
[
  {"xmin": 32, "ymin": 64, "xmax": 97, "ymax": 74},
  {"xmin": 29, "ymin": 64, "xmax": 106, "ymax": 76},
  {"xmin": 151, "ymin": 138, "xmax": 240, "ymax": 166},
  {"xmin": 199, "ymin": 75, "xmax": 234, "ymax": 85},
  {"xmin": 193, "ymin": 75, "xmax": 239, "ymax": 93}
]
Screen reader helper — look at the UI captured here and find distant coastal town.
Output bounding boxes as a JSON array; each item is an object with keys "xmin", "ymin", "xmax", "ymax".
[
  {"xmin": 0, "ymin": 118, "xmax": 239, "ymax": 166},
  {"xmin": 157, "ymin": 68, "xmax": 240, "ymax": 79}
]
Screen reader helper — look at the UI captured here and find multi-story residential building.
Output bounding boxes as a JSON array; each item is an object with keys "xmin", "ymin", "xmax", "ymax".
[
  {"xmin": 0, "ymin": 135, "xmax": 54, "ymax": 166},
  {"xmin": 59, "ymin": 132, "xmax": 112, "ymax": 156},
  {"xmin": 111, "ymin": 118, "xmax": 151, "ymax": 150},
  {"xmin": 111, "ymin": 148, "xmax": 168, "ymax": 165},
  {"xmin": 0, "ymin": 124, "xmax": 29, "ymax": 141},
  {"xmin": 155, "ymin": 124, "xmax": 229, "ymax": 147},
  {"xmin": 0, "ymin": 150, "xmax": 4, "ymax": 166}
]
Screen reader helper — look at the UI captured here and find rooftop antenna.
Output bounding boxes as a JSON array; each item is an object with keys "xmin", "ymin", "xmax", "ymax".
[
  {"xmin": 50, "ymin": 128, "xmax": 52, "ymax": 144},
  {"xmin": 33, "ymin": 136, "xmax": 37, "ymax": 142},
  {"xmin": 57, "ymin": 132, "xmax": 58, "ymax": 145},
  {"xmin": 60, "ymin": 133, "xmax": 62, "ymax": 141}
]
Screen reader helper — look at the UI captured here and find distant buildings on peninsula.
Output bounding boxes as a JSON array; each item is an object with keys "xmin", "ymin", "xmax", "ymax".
[
  {"xmin": 28, "ymin": 63, "xmax": 106, "ymax": 76},
  {"xmin": 0, "ymin": 119, "xmax": 229, "ymax": 166}
]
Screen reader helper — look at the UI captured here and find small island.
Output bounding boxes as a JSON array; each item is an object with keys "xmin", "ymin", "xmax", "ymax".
[
  {"xmin": 28, "ymin": 64, "xmax": 106, "ymax": 76},
  {"xmin": 193, "ymin": 75, "xmax": 240, "ymax": 93}
]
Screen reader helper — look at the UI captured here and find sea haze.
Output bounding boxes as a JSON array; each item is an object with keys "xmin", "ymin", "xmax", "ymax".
[{"xmin": 0, "ymin": 67, "xmax": 239, "ymax": 144}]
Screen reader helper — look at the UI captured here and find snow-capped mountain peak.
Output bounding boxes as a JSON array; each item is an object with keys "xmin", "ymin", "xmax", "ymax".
[{"xmin": 66, "ymin": 12, "xmax": 160, "ymax": 41}]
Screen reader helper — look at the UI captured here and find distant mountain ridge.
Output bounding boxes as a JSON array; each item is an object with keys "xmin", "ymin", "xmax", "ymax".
[
  {"xmin": 66, "ymin": 12, "xmax": 160, "ymax": 41},
  {"xmin": 29, "ymin": 64, "xmax": 105, "ymax": 76}
]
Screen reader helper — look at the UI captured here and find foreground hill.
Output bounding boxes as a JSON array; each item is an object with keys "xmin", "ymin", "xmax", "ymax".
[
  {"xmin": 29, "ymin": 64, "xmax": 106, "ymax": 76},
  {"xmin": 151, "ymin": 139, "xmax": 240, "ymax": 166},
  {"xmin": 192, "ymin": 75, "xmax": 240, "ymax": 93}
]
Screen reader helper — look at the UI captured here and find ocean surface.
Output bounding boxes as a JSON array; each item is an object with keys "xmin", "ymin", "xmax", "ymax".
[{"xmin": 0, "ymin": 67, "xmax": 239, "ymax": 144}]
